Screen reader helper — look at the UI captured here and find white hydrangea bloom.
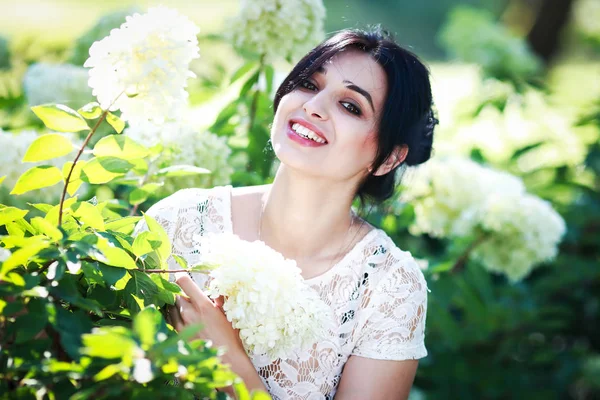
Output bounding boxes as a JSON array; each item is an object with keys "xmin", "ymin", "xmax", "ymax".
[
  {"xmin": 402, "ymin": 157, "xmax": 525, "ymax": 237},
  {"xmin": 437, "ymin": 90, "xmax": 587, "ymax": 170},
  {"xmin": 0, "ymin": 247, "xmax": 11, "ymax": 262},
  {"xmin": 0, "ymin": 129, "xmax": 84, "ymax": 204},
  {"xmin": 473, "ymin": 194, "xmax": 566, "ymax": 282},
  {"xmin": 83, "ymin": 7, "xmax": 200, "ymax": 124},
  {"xmin": 229, "ymin": 0, "xmax": 326, "ymax": 62},
  {"xmin": 124, "ymin": 121, "xmax": 233, "ymax": 190},
  {"xmin": 402, "ymin": 157, "xmax": 566, "ymax": 281},
  {"xmin": 132, "ymin": 357, "xmax": 153, "ymax": 383},
  {"xmin": 197, "ymin": 233, "xmax": 331, "ymax": 361},
  {"xmin": 23, "ymin": 63, "xmax": 93, "ymax": 108}
]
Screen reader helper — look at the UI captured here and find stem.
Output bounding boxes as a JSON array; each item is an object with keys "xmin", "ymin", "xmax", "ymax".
[
  {"xmin": 135, "ymin": 268, "xmax": 208, "ymax": 274},
  {"xmin": 59, "ymin": 110, "xmax": 109, "ymax": 226},
  {"xmin": 451, "ymin": 233, "xmax": 489, "ymax": 274},
  {"xmin": 59, "ymin": 93, "xmax": 123, "ymax": 226}
]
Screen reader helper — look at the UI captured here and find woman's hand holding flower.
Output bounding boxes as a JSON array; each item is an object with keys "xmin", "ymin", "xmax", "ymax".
[
  {"xmin": 167, "ymin": 274, "xmax": 268, "ymax": 396},
  {"xmin": 168, "ymin": 274, "xmax": 244, "ymax": 362}
]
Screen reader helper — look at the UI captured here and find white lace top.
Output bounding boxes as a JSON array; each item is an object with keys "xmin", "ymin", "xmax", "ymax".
[{"xmin": 137, "ymin": 186, "xmax": 428, "ymax": 399}]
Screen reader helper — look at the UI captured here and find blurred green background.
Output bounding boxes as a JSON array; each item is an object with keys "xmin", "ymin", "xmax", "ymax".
[{"xmin": 0, "ymin": 0, "xmax": 598, "ymax": 399}]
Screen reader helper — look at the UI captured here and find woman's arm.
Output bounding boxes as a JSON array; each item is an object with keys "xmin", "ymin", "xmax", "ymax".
[
  {"xmin": 334, "ymin": 356, "xmax": 418, "ymax": 399},
  {"xmin": 170, "ymin": 275, "xmax": 268, "ymax": 397}
]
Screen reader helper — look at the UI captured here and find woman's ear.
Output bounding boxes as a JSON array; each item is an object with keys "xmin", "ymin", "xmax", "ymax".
[{"xmin": 372, "ymin": 145, "xmax": 409, "ymax": 176}]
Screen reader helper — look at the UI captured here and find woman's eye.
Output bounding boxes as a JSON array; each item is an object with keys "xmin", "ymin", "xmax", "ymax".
[
  {"xmin": 341, "ymin": 102, "xmax": 361, "ymax": 116},
  {"xmin": 300, "ymin": 80, "xmax": 318, "ymax": 91}
]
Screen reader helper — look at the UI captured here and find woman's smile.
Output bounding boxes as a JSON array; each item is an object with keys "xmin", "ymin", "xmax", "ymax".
[{"xmin": 286, "ymin": 119, "xmax": 328, "ymax": 147}]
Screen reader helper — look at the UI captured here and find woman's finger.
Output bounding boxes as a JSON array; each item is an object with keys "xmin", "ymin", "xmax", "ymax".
[{"xmin": 175, "ymin": 274, "xmax": 213, "ymax": 306}]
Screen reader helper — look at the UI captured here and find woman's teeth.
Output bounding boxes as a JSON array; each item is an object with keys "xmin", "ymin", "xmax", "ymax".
[{"xmin": 291, "ymin": 123, "xmax": 326, "ymax": 144}]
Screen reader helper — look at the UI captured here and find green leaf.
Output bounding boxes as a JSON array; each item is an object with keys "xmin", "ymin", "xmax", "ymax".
[
  {"xmin": 94, "ymin": 364, "xmax": 126, "ymax": 381},
  {"xmin": 10, "ymin": 165, "xmax": 63, "ymax": 195},
  {"xmin": 95, "ymin": 239, "xmax": 138, "ymax": 270},
  {"xmin": 28, "ymin": 203, "xmax": 53, "ymax": 214},
  {"xmin": 264, "ymin": 65, "xmax": 275, "ymax": 95},
  {"xmin": 133, "ymin": 306, "xmax": 161, "ymax": 350},
  {"xmin": 132, "ymin": 231, "xmax": 162, "ymax": 257},
  {"xmin": 93, "ymin": 135, "xmax": 149, "ymax": 160},
  {"xmin": 240, "ymin": 70, "xmax": 260, "ymax": 97},
  {"xmin": 0, "ymin": 240, "xmax": 49, "ymax": 279},
  {"xmin": 31, "ymin": 104, "xmax": 90, "ymax": 132},
  {"xmin": 55, "ymin": 307, "xmax": 94, "ymax": 361},
  {"xmin": 230, "ymin": 61, "xmax": 257, "ymax": 84},
  {"xmin": 81, "ymin": 157, "xmax": 133, "ymax": 184},
  {"xmin": 129, "ymin": 188, "xmax": 150, "ymax": 206},
  {"xmin": 106, "ymin": 112, "xmax": 125, "ymax": 133},
  {"xmin": 156, "ymin": 165, "xmax": 210, "ymax": 177},
  {"xmin": 22, "ymin": 133, "xmax": 73, "ymax": 162},
  {"xmin": 78, "ymin": 102, "xmax": 103, "ymax": 119},
  {"xmin": 125, "ymin": 271, "xmax": 159, "ymax": 313},
  {"xmin": 0, "ymin": 207, "xmax": 28, "ymax": 226},
  {"xmin": 72, "ymin": 201, "xmax": 105, "ymax": 230},
  {"xmin": 81, "ymin": 326, "xmax": 137, "ymax": 359},
  {"xmin": 105, "ymin": 216, "xmax": 141, "ymax": 234},
  {"xmin": 30, "ymin": 217, "xmax": 63, "ymax": 241},
  {"xmin": 143, "ymin": 214, "xmax": 171, "ymax": 266}
]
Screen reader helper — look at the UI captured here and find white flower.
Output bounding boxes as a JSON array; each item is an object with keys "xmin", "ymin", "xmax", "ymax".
[
  {"xmin": 0, "ymin": 129, "xmax": 85, "ymax": 205},
  {"xmin": 124, "ymin": 121, "xmax": 233, "ymax": 190},
  {"xmin": 132, "ymin": 357, "xmax": 153, "ymax": 383},
  {"xmin": 436, "ymin": 90, "xmax": 588, "ymax": 170},
  {"xmin": 83, "ymin": 7, "xmax": 200, "ymax": 124},
  {"xmin": 23, "ymin": 63, "xmax": 93, "ymax": 108},
  {"xmin": 229, "ymin": 0, "xmax": 326, "ymax": 62},
  {"xmin": 401, "ymin": 156, "xmax": 566, "ymax": 282},
  {"xmin": 402, "ymin": 157, "xmax": 525, "ymax": 238},
  {"xmin": 473, "ymin": 193, "xmax": 566, "ymax": 282},
  {"xmin": 0, "ymin": 247, "xmax": 11, "ymax": 262},
  {"xmin": 197, "ymin": 233, "xmax": 331, "ymax": 361}
]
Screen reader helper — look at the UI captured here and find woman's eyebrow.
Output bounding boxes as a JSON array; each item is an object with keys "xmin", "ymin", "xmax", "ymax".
[
  {"xmin": 314, "ymin": 66, "xmax": 375, "ymax": 112},
  {"xmin": 343, "ymin": 80, "xmax": 374, "ymax": 112}
]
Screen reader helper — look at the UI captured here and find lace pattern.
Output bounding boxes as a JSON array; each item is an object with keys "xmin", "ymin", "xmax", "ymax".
[{"xmin": 134, "ymin": 186, "xmax": 428, "ymax": 399}]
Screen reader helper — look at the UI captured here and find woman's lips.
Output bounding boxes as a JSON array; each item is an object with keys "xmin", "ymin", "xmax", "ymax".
[{"xmin": 286, "ymin": 121, "xmax": 328, "ymax": 147}]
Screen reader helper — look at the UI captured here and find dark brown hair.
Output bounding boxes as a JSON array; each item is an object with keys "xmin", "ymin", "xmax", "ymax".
[{"xmin": 274, "ymin": 28, "xmax": 437, "ymax": 203}]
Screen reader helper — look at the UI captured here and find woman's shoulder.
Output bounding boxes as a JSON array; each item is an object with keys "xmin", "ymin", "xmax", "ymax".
[
  {"xmin": 360, "ymin": 228, "xmax": 428, "ymax": 292},
  {"xmin": 142, "ymin": 185, "xmax": 233, "ymax": 226}
]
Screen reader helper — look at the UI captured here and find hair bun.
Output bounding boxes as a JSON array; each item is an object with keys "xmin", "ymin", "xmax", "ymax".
[{"xmin": 404, "ymin": 108, "xmax": 438, "ymax": 167}]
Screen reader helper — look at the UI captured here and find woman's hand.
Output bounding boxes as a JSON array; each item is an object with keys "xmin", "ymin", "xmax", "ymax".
[
  {"xmin": 167, "ymin": 274, "xmax": 269, "ymax": 397},
  {"xmin": 168, "ymin": 274, "xmax": 244, "ymax": 363}
]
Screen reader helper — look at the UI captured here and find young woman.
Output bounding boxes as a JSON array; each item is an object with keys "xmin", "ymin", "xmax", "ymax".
[{"xmin": 137, "ymin": 28, "xmax": 437, "ymax": 399}]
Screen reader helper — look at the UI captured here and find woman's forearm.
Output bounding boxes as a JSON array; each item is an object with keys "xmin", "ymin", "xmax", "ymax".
[{"xmin": 221, "ymin": 349, "xmax": 269, "ymax": 397}]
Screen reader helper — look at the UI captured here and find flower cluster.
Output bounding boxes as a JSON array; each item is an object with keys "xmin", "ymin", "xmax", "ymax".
[
  {"xmin": 23, "ymin": 63, "xmax": 94, "ymax": 108},
  {"xmin": 0, "ymin": 129, "xmax": 84, "ymax": 204},
  {"xmin": 124, "ymin": 121, "xmax": 233, "ymax": 190},
  {"xmin": 229, "ymin": 0, "xmax": 326, "ymax": 62},
  {"xmin": 197, "ymin": 233, "xmax": 331, "ymax": 361},
  {"xmin": 401, "ymin": 157, "xmax": 566, "ymax": 282},
  {"xmin": 472, "ymin": 193, "xmax": 567, "ymax": 282},
  {"xmin": 84, "ymin": 7, "xmax": 200, "ymax": 124},
  {"xmin": 402, "ymin": 157, "xmax": 525, "ymax": 238},
  {"xmin": 442, "ymin": 91, "xmax": 587, "ymax": 170}
]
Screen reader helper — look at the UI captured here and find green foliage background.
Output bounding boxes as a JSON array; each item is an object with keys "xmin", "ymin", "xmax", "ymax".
[{"xmin": 0, "ymin": 1, "xmax": 599, "ymax": 399}]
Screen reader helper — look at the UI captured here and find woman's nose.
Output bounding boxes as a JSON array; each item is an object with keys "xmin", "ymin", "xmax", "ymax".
[{"xmin": 303, "ymin": 94, "xmax": 329, "ymax": 121}]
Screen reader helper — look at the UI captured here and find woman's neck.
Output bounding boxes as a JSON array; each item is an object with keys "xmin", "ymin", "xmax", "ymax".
[{"xmin": 260, "ymin": 165, "xmax": 358, "ymax": 261}]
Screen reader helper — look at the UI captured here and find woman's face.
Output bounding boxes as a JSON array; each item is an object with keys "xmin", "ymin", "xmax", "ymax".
[{"xmin": 271, "ymin": 49, "xmax": 387, "ymax": 186}]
